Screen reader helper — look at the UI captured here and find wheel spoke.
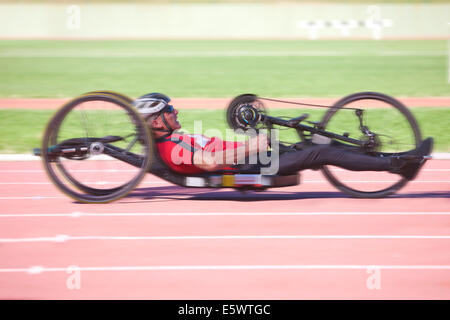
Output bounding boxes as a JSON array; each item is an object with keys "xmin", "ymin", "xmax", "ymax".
[
  {"xmin": 41, "ymin": 93, "xmax": 152, "ymax": 203},
  {"xmin": 320, "ymin": 92, "xmax": 421, "ymax": 198}
]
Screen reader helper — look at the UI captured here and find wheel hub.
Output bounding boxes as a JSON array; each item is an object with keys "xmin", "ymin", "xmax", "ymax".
[{"xmin": 89, "ymin": 142, "xmax": 104, "ymax": 155}]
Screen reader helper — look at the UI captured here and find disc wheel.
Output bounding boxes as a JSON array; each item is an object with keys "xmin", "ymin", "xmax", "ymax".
[
  {"xmin": 226, "ymin": 94, "xmax": 267, "ymax": 132},
  {"xmin": 320, "ymin": 92, "xmax": 422, "ymax": 198},
  {"xmin": 41, "ymin": 92, "xmax": 152, "ymax": 203}
]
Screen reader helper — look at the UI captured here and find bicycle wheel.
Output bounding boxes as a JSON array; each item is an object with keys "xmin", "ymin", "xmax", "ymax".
[
  {"xmin": 84, "ymin": 90, "xmax": 134, "ymax": 104},
  {"xmin": 41, "ymin": 92, "xmax": 152, "ymax": 203},
  {"xmin": 227, "ymin": 94, "xmax": 267, "ymax": 131},
  {"xmin": 320, "ymin": 92, "xmax": 422, "ymax": 198},
  {"xmin": 52, "ymin": 90, "xmax": 139, "ymax": 197}
]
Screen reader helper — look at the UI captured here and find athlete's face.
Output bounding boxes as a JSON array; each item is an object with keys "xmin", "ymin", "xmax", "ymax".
[
  {"xmin": 149, "ymin": 105, "xmax": 181, "ymax": 131},
  {"xmin": 162, "ymin": 106, "xmax": 181, "ymax": 130}
]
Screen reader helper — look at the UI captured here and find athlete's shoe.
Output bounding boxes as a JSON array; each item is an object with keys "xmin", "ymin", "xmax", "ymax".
[{"xmin": 390, "ymin": 137, "xmax": 433, "ymax": 180}]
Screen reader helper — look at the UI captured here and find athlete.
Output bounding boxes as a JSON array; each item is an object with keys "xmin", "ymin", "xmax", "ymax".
[{"xmin": 133, "ymin": 92, "xmax": 433, "ymax": 180}]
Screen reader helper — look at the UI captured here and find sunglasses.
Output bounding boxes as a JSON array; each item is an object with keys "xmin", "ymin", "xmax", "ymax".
[
  {"xmin": 161, "ymin": 104, "xmax": 175, "ymax": 114},
  {"xmin": 143, "ymin": 104, "xmax": 176, "ymax": 121}
]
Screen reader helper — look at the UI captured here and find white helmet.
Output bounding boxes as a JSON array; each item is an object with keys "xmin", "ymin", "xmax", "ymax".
[{"xmin": 133, "ymin": 92, "xmax": 171, "ymax": 116}]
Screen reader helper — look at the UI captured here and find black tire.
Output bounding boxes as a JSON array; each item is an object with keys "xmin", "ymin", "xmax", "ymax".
[
  {"xmin": 54, "ymin": 91, "xmax": 140, "ymax": 197},
  {"xmin": 84, "ymin": 90, "xmax": 134, "ymax": 104},
  {"xmin": 41, "ymin": 92, "xmax": 152, "ymax": 203},
  {"xmin": 226, "ymin": 94, "xmax": 263, "ymax": 131},
  {"xmin": 320, "ymin": 92, "xmax": 422, "ymax": 198},
  {"xmin": 75, "ymin": 91, "xmax": 136, "ymax": 195}
]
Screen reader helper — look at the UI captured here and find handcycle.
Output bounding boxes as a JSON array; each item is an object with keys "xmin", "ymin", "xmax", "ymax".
[{"xmin": 33, "ymin": 90, "xmax": 428, "ymax": 203}]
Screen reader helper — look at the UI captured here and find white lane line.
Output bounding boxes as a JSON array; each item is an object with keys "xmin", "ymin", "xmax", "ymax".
[
  {"xmin": 0, "ymin": 180, "xmax": 449, "ymax": 185},
  {"xmin": 0, "ymin": 169, "xmax": 138, "ymax": 173},
  {"xmin": 0, "ymin": 211, "xmax": 449, "ymax": 218},
  {"xmin": 305, "ymin": 180, "xmax": 450, "ymax": 183},
  {"xmin": 0, "ymin": 196, "xmax": 64, "ymax": 200},
  {"xmin": 1, "ymin": 234, "xmax": 450, "ymax": 243},
  {"xmin": 0, "ymin": 181, "xmax": 169, "ymax": 185},
  {"xmin": 332, "ymin": 169, "xmax": 450, "ymax": 172},
  {"xmin": 1, "ymin": 264, "xmax": 450, "ymax": 274}
]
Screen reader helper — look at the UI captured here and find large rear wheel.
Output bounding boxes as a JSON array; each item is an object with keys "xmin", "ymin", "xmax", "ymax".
[{"xmin": 320, "ymin": 92, "xmax": 422, "ymax": 198}]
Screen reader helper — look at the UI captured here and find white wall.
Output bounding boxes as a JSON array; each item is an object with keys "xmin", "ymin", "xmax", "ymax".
[{"xmin": 1, "ymin": 3, "xmax": 448, "ymax": 39}]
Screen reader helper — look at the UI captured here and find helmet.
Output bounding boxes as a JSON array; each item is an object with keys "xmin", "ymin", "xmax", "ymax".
[{"xmin": 133, "ymin": 93, "xmax": 171, "ymax": 116}]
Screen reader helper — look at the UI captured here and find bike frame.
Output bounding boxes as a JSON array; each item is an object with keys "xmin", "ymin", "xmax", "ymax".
[{"xmin": 261, "ymin": 114, "xmax": 368, "ymax": 148}]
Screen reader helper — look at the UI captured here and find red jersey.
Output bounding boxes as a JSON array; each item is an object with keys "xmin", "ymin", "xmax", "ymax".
[{"xmin": 155, "ymin": 132, "xmax": 243, "ymax": 174}]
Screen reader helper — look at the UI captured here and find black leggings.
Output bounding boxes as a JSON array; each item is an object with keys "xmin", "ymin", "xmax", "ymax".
[
  {"xmin": 238, "ymin": 145, "xmax": 392, "ymax": 175},
  {"xmin": 276, "ymin": 145, "xmax": 391, "ymax": 175}
]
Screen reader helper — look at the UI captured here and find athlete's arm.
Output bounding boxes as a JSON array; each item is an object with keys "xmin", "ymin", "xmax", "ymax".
[{"xmin": 192, "ymin": 134, "xmax": 269, "ymax": 172}]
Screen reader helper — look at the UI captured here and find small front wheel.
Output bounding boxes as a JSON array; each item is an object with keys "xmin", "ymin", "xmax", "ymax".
[{"xmin": 226, "ymin": 94, "xmax": 266, "ymax": 131}]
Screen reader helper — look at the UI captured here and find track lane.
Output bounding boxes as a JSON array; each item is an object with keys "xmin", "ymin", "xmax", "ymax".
[
  {"xmin": 0, "ymin": 161, "xmax": 448, "ymax": 215},
  {"xmin": 0, "ymin": 159, "xmax": 448, "ymax": 299},
  {"xmin": 1, "ymin": 238, "xmax": 450, "ymax": 268},
  {"xmin": 1, "ymin": 269, "xmax": 450, "ymax": 299},
  {"xmin": 0, "ymin": 214, "xmax": 450, "ymax": 238}
]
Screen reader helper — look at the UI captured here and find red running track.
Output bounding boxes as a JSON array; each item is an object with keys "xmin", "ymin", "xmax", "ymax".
[
  {"xmin": 0, "ymin": 160, "xmax": 449, "ymax": 299},
  {"xmin": 1, "ymin": 97, "xmax": 450, "ymax": 110}
]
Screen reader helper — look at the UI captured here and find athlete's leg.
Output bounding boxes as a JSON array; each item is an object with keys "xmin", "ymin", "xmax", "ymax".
[
  {"xmin": 236, "ymin": 138, "xmax": 432, "ymax": 180},
  {"xmin": 277, "ymin": 145, "xmax": 391, "ymax": 175}
]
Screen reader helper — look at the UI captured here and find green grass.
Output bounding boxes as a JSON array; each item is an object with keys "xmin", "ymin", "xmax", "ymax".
[
  {"xmin": 0, "ymin": 40, "xmax": 448, "ymax": 98},
  {"xmin": 1, "ymin": 39, "xmax": 448, "ymax": 154},
  {"xmin": 1, "ymin": 107, "xmax": 448, "ymax": 154}
]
